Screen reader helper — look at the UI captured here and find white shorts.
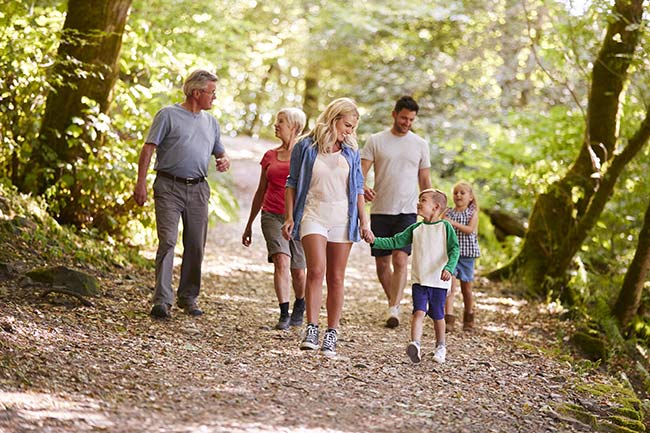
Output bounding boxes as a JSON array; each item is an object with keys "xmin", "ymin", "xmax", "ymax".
[{"xmin": 300, "ymin": 200, "xmax": 351, "ymax": 243}]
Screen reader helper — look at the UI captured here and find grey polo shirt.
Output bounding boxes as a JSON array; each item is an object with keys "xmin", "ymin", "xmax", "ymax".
[{"xmin": 146, "ymin": 103, "xmax": 225, "ymax": 179}]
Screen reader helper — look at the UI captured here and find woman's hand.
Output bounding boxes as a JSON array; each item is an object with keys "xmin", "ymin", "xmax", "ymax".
[
  {"xmin": 281, "ymin": 220, "xmax": 294, "ymax": 240},
  {"xmin": 242, "ymin": 226, "xmax": 252, "ymax": 247}
]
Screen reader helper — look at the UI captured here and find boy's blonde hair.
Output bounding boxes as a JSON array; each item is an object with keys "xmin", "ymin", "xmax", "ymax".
[{"xmin": 419, "ymin": 188, "xmax": 447, "ymax": 208}]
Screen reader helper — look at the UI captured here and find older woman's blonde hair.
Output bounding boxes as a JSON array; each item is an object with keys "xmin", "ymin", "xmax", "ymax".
[
  {"xmin": 277, "ymin": 107, "xmax": 307, "ymax": 135},
  {"xmin": 182, "ymin": 70, "xmax": 218, "ymax": 97},
  {"xmin": 307, "ymin": 97, "xmax": 359, "ymax": 153}
]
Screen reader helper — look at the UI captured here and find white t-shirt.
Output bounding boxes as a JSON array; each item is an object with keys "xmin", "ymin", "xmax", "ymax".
[
  {"xmin": 303, "ymin": 151, "xmax": 350, "ymax": 225},
  {"xmin": 360, "ymin": 130, "xmax": 430, "ymax": 215}
]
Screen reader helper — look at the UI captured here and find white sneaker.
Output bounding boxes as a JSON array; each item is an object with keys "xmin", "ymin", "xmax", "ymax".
[
  {"xmin": 386, "ymin": 305, "xmax": 400, "ymax": 328},
  {"xmin": 406, "ymin": 341, "xmax": 421, "ymax": 363},
  {"xmin": 433, "ymin": 344, "xmax": 446, "ymax": 363}
]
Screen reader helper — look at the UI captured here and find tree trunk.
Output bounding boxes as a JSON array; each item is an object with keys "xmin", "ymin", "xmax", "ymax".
[
  {"xmin": 483, "ymin": 208, "xmax": 527, "ymax": 241},
  {"xmin": 487, "ymin": 0, "xmax": 647, "ymax": 301},
  {"xmin": 23, "ymin": 0, "xmax": 132, "ymax": 225},
  {"xmin": 302, "ymin": 62, "xmax": 319, "ymax": 129},
  {"xmin": 613, "ymin": 199, "xmax": 650, "ymax": 327}
]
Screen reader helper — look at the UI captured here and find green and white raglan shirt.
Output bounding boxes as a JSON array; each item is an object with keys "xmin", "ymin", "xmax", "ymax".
[{"xmin": 372, "ymin": 220, "xmax": 460, "ymax": 290}]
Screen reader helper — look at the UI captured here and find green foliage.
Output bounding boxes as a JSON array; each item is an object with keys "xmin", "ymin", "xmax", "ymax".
[
  {"xmin": 0, "ymin": 180, "xmax": 148, "ymax": 270},
  {"xmin": 1, "ymin": 0, "xmax": 649, "ymax": 306},
  {"xmin": 0, "ymin": 2, "xmax": 64, "ymax": 183}
]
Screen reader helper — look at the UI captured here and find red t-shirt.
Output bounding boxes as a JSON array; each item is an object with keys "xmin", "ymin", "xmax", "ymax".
[{"xmin": 261, "ymin": 149, "xmax": 290, "ymax": 215}]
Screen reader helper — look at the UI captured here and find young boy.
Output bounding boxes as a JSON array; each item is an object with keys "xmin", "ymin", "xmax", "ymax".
[{"xmin": 366, "ymin": 188, "xmax": 459, "ymax": 363}]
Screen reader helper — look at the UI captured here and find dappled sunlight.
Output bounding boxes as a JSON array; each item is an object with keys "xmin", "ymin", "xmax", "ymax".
[
  {"xmin": 203, "ymin": 260, "xmax": 274, "ymax": 277},
  {"xmin": 145, "ymin": 420, "xmax": 354, "ymax": 433},
  {"xmin": 481, "ymin": 324, "xmax": 525, "ymax": 337},
  {"xmin": 0, "ymin": 391, "xmax": 113, "ymax": 429},
  {"xmin": 478, "ymin": 295, "xmax": 527, "ymax": 316},
  {"xmin": 0, "ymin": 314, "xmax": 85, "ymax": 348},
  {"xmin": 214, "ymin": 293, "xmax": 266, "ymax": 304}
]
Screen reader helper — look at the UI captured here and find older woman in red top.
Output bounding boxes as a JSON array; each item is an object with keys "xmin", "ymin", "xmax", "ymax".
[{"xmin": 242, "ymin": 108, "xmax": 307, "ymax": 329}]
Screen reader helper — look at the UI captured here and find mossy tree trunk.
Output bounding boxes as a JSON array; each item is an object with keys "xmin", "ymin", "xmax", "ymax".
[
  {"xmin": 613, "ymin": 199, "xmax": 650, "ymax": 327},
  {"xmin": 488, "ymin": 0, "xmax": 650, "ymax": 302},
  {"xmin": 23, "ymin": 0, "xmax": 132, "ymax": 225}
]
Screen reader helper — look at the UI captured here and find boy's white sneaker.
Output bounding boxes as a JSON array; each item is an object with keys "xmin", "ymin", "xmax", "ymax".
[
  {"xmin": 386, "ymin": 305, "xmax": 400, "ymax": 328},
  {"xmin": 433, "ymin": 344, "xmax": 446, "ymax": 363},
  {"xmin": 406, "ymin": 341, "xmax": 421, "ymax": 363}
]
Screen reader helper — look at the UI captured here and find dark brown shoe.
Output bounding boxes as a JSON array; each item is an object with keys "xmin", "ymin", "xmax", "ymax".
[{"xmin": 463, "ymin": 311, "xmax": 475, "ymax": 330}]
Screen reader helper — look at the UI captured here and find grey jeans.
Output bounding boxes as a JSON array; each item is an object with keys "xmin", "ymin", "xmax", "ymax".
[{"xmin": 152, "ymin": 175, "xmax": 210, "ymax": 307}]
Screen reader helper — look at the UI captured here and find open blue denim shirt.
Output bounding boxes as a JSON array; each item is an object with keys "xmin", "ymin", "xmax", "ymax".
[{"xmin": 286, "ymin": 136, "xmax": 365, "ymax": 241}]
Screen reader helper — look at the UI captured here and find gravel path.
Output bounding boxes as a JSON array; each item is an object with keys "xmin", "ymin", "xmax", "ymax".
[{"xmin": 0, "ymin": 136, "xmax": 612, "ymax": 432}]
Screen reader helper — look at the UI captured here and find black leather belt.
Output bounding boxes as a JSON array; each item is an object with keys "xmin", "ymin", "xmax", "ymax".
[{"xmin": 157, "ymin": 171, "xmax": 206, "ymax": 185}]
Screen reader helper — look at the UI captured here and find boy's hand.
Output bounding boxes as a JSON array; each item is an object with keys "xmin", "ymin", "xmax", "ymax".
[
  {"xmin": 361, "ymin": 227, "xmax": 375, "ymax": 244},
  {"xmin": 440, "ymin": 269, "xmax": 452, "ymax": 281}
]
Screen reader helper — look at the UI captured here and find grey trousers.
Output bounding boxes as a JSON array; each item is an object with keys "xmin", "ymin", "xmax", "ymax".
[{"xmin": 152, "ymin": 175, "xmax": 210, "ymax": 307}]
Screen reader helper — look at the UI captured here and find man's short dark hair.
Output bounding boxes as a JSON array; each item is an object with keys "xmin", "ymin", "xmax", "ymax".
[{"xmin": 394, "ymin": 96, "xmax": 419, "ymax": 114}]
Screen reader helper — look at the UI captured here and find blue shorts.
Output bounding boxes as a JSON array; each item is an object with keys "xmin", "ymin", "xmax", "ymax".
[
  {"xmin": 370, "ymin": 214, "xmax": 417, "ymax": 257},
  {"xmin": 411, "ymin": 284, "xmax": 447, "ymax": 321},
  {"xmin": 454, "ymin": 257, "xmax": 475, "ymax": 282}
]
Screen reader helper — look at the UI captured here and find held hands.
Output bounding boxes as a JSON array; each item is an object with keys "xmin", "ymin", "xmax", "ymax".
[
  {"xmin": 216, "ymin": 155, "xmax": 230, "ymax": 172},
  {"xmin": 360, "ymin": 225, "xmax": 374, "ymax": 244},
  {"xmin": 440, "ymin": 269, "xmax": 452, "ymax": 281}
]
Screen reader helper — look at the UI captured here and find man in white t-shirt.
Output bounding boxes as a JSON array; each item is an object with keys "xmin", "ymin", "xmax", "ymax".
[{"xmin": 361, "ymin": 96, "xmax": 431, "ymax": 328}]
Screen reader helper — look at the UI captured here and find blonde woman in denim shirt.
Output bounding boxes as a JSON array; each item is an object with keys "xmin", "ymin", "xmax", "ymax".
[{"xmin": 281, "ymin": 98, "xmax": 373, "ymax": 356}]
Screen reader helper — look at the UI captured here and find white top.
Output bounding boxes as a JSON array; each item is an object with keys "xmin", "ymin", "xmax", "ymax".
[
  {"xmin": 305, "ymin": 151, "xmax": 349, "ymax": 204},
  {"xmin": 361, "ymin": 130, "xmax": 430, "ymax": 215}
]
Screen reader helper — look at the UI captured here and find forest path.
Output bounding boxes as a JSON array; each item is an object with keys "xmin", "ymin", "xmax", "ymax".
[{"xmin": 0, "ymin": 137, "xmax": 601, "ymax": 432}]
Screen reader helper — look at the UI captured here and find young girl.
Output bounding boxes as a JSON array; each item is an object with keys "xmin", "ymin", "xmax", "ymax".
[{"xmin": 444, "ymin": 181, "xmax": 480, "ymax": 331}]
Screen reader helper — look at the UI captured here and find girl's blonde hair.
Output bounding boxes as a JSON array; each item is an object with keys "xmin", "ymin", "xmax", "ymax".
[
  {"xmin": 277, "ymin": 107, "xmax": 307, "ymax": 135},
  {"xmin": 453, "ymin": 181, "xmax": 479, "ymax": 212},
  {"xmin": 306, "ymin": 97, "xmax": 359, "ymax": 153}
]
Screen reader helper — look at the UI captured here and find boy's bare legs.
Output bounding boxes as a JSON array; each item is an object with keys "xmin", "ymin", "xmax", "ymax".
[
  {"xmin": 406, "ymin": 310, "xmax": 426, "ymax": 363},
  {"xmin": 410, "ymin": 310, "xmax": 425, "ymax": 342},
  {"xmin": 432, "ymin": 317, "xmax": 447, "ymax": 363},
  {"xmin": 434, "ymin": 318, "xmax": 446, "ymax": 346}
]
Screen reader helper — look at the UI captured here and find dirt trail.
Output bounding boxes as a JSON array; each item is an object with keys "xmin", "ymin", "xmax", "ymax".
[{"xmin": 0, "ymin": 136, "xmax": 606, "ymax": 432}]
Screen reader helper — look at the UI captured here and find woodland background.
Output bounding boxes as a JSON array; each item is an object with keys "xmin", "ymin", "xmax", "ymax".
[{"xmin": 1, "ymin": 0, "xmax": 650, "ymax": 429}]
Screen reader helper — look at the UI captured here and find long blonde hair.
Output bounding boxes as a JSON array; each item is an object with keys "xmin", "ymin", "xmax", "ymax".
[
  {"xmin": 306, "ymin": 97, "xmax": 359, "ymax": 153},
  {"xmin": 453, "ymin": 181, "xmax": 479, "ymax": 213}
]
